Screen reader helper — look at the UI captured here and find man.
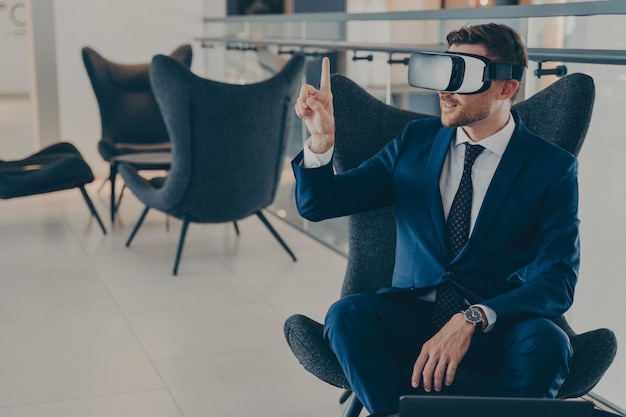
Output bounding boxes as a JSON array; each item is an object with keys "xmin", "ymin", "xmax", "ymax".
[{"xmin": 292, "ymin": 23, "xmax": 578, "ymax": 415}]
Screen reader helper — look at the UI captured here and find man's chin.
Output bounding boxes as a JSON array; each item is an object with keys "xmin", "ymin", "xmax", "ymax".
[{"xmin": 441, "ymin": 117, "xmax": 461, "ymax": 128}]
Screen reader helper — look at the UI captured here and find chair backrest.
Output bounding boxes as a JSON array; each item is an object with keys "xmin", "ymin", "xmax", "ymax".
[
  {"xmin": 82, "ymin": 44, "xmax": 193, "ymax": 155},
  {"xmin": 512, "ymin": 74, "xmax": 594, "ymax": 157},
  {"xmin": 331, "ymin": 74, "xmax": 433, "ymax": 296},
  {"xmin": 149, "ymin": 53, "xmax": 306, "ymax": 223},
  {"xmin": 331, "ymin": 73, "xmax": 595, "ymax": 298}
]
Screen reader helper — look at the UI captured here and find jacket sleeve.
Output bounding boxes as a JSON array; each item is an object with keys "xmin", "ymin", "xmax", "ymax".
[{"xmin": 291, "ymin": 129, "xmax": 408, "ymax": 222}]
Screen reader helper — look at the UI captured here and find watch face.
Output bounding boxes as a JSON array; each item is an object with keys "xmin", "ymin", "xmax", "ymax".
[{"xmin": 464, "ymin": 308, "xmax": 482, "ymax": 324}]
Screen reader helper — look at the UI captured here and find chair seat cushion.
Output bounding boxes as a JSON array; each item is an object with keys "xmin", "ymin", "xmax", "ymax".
[
  {"xmin": 98, "ymin": 139, "xmax": 171, "ymax": 161},
  {"xmin": 148, "ymin": 176, "xmax": 167, "ymax": 189},
  {"xmin": 284, "ymin": 314, "xmax": 350, "ymax": 389},
  {"xmin": 0, "ymin": 142, "xmax": 94, "ymax": 199},
  {"xmin": 557, "ymin": 328, "xmax": 617, "ymax": 399}
]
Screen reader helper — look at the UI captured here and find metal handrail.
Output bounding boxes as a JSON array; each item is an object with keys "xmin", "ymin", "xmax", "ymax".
[{"xmin": 197, "ymin": 36, "xmax": 626, "ymax": 66}]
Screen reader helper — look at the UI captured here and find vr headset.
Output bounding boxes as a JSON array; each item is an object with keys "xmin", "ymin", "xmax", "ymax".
[{"xmin": 408, "ymin": 51, "xmax": 525, "ymax": 95}]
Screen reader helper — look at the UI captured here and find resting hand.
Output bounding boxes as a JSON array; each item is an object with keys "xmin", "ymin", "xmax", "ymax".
[
  {"xmin": 411, "ymin": 313, "xmax": 476, "ymax": 392},
  {"xmin": 294, "ymin": 57, "xmax": 335, "ymax": 154}
]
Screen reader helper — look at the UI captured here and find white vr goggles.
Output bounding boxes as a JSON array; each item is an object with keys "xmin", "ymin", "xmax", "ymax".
[{"xmin": 408, "ymin": 51, "xmax": 525, "ymax": 95}]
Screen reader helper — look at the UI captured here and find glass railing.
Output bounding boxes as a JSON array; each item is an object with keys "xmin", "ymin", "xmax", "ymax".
[
  {"xmin": 199, "ymin": 0, "xmax": 626, "ymax": 252},
  {"xmin": 199, "ymin": 1, "xmax": 626, "ymax": 412}
]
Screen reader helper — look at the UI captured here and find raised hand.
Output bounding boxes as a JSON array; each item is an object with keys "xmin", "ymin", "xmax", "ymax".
[{"xmin": 295, "ymin": 57, "xmax": 335, "ymax": 154}]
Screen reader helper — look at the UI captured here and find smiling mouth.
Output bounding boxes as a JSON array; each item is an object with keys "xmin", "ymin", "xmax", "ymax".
[{"xmin": 441, "ymin": 101, "xmax": 458, "ymax": 110}]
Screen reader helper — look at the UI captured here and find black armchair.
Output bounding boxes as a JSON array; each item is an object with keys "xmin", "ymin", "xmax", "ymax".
[
  {"xmin": 119, "ymin": 53, "xmax": 306, "ymax": 275},
  {"xmin": 284, "ymin": 73, "xmax": 617, "ymax": 417},
  {"xmin": 0, "ymin": 142, "xmax": 106, "ymax": 234},
  {"xmin": 82, "ymin": 44, "xmax": 193, "ymax": 222}
]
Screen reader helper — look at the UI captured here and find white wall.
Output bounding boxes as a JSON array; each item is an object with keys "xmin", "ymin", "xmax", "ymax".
[
  {"xmin": 52, "ymin": 0, "xmax": 223, "ymax": 176},
  {"xmin": 0, "ymin": 0, "xmax": 29, "ymax": 94}
]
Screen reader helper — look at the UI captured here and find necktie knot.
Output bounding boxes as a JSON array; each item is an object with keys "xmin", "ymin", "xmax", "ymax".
[{"xmin": 463, "ymin": 142, "xmax": 485, "ymax": 170}]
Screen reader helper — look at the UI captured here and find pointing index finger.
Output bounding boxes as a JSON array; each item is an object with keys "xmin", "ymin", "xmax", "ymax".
[{"xmin": 319, "ymin": 57, "xmax": 331, "ymax": 93}]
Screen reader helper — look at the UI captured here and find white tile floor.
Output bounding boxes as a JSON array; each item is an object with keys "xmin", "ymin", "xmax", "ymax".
[{"xmin": 0, "ymin": 185, "xmax": 351, "ymax": 417}]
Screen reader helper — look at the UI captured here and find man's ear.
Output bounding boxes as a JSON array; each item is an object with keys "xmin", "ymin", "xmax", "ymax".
[{"xmin": 499, "ymin": 79, "xmax": 519, "ymax": 100}]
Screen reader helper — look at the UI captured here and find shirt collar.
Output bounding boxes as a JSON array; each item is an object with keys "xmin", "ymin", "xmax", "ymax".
[{"xmin": 454, "ymin": 113, "xmax": 516, "ymax": 157}]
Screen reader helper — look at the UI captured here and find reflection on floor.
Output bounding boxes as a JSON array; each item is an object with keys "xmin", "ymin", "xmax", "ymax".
[{"xmin": 0, "ymin": 184, "xmax": 354, "ymax": 417}]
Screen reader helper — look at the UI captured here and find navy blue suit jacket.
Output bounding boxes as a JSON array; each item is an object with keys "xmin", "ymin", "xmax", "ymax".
[{"xmin": 292, "ymin": 114, "xmax": 580, "ymax": 322}]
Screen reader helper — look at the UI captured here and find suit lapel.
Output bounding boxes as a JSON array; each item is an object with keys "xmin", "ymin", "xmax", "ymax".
[
  {"xmin": 468, "ymin": 128, "xmax": 533, "ymax": 249},
  {"xmin": 425, "ymin": 128, "xmax": 455, "ymax": 251}
]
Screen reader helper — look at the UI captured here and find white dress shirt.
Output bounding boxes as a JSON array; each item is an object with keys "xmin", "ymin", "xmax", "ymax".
[
  {"xmin": 302, "ymin": 115, "xmax": 516, "ymax": 331},
  {"xmin": 440, "ymin": 117, "xmax": 515, "ymax": 233}
]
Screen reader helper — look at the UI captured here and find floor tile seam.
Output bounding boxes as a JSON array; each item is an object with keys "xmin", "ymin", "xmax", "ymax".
[
  {"xmin": 0, "ymin": 291, "xmax": 123, "ymax": 326},
  {"xmin": 212, "ymin": 245, "xmax": 345, "ymax": 324},
  {"xmin": 214, "ymin": 258, "xmax": 304, "ymax": 323},
  {"xmin": 207, "ymin": 216, "xmax": 342, "ymax": 295},
  {"xmin": 123, "ymin": 300, "xmax": 283, "ymax": 320},
  {"xmin": 61, "ymin": 218, "xmax": 188, "ymax": 417},
  {"xmin": 151, "ymin": 344, "xmax": 294, "ymax": 364},
  {"xmin": 0, "ymin": 387, "xmax": 172, "ymax": 411}
]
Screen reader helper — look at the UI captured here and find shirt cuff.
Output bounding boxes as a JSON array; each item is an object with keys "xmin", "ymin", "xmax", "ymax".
[
  {"xmin": 472, "ymin": 304, "xmax": 497, "ymax": 333},
  {"xmin": 302, "ymin": 137, "xmax": 334, "ymax": 168}
]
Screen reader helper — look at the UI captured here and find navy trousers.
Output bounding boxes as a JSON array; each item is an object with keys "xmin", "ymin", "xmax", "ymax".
[{"xmin": 323, "ymin": 292, "xmax": 573, "ymax": 414}]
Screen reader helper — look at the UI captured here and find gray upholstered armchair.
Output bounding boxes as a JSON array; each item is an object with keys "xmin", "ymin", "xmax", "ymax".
[
  {"xmin": 119, "ymin": 53, "xmax": 306, "ymax": 275},
  {"xmin": 82, "ymin": 44, "xmax": 193, "ymax": 222},
  {"xmin": 284, "ymin": 73, "xmax": 617, "ymax": 417}
]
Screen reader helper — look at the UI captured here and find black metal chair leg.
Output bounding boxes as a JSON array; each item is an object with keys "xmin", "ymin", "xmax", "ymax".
[
  {"xmin": 126, "ymin": 206, "xmax": 150, "ymax": 247},
  {"xmin": 342, "ymin": 395, "xmax": 363, "ymax": 417},
  {"xmin": 173, "ymin": 217, "xmax": 190, "ymax": 276},
  {"xmin": 255, "ymin": 211, "xmax": 296, "ymax": 261},
  {"xmin": 114, "ymin": 184, "xmax": 126, "ymax": 218},
  {"xmin": 109, "ymin": 163, "xmax": 117, "ymax": 223},
  {"xmin": 78, "ymin": 186, "xmax": 107, "ymax": 234},
  {"xmin": 233, "ymin": 221, "xmax": 240, "ymax": 235},
  {"xmin": 339, "ymin": 389, "xmax": 353, "ymax": 404}
]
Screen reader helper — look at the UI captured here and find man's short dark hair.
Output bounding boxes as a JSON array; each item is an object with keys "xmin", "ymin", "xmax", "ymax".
[
  {"xmin": 446, "ymin": 23, "xmax": 528, "ymax": 68},
  {"xmin": 447, "ymin": 23, "xmax": 528, "ymax": 101}
]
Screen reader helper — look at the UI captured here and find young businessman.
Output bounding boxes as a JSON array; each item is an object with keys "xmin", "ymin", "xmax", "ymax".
[{"xmin": 292, "ymin": 23, "xmax": 578, "ymax": 415}]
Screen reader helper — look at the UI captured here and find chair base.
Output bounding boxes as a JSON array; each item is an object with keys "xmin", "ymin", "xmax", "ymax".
[
  {"xmin": 255, "ymin": 211, "xmax": 297, "ymax": 261},
  {"xmin": 125, "ymin": 208, "xmax": 296, "ymax": 275},
  {"xmin": 339, "ymin": 389, "xmax": 352, "ymax": 404},
  {"xmin": 78, "ymin": 186, "xmax": 107, "ymax": 234},
  {"xmin": 173, "ymin": 217, "xmax": 190, "ymax": 276},
  {"xmin": 342, "ymin": 394, "xmax": 363, "ymax": 417},
  {"xmin": 125, "ymin": 205, "xmax": 150, "ymax": 248}
]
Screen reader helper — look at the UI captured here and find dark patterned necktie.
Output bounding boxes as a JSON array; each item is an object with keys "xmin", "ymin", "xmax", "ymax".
[{"xmin": 432, "ymin": 143, "xmax": 485, "ymax": 329}]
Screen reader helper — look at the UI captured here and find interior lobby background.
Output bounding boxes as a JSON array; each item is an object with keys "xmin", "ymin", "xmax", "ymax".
[{"xmin": 1, "ymin": 0, "xmax": 624, "ymax": 411}]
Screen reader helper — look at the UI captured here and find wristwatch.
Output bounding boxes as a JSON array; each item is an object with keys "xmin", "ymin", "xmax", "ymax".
[{"xmin": 463, "ymin": 307, "xmax": 484, "ymax": 328}]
